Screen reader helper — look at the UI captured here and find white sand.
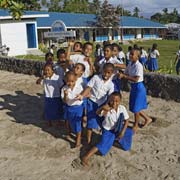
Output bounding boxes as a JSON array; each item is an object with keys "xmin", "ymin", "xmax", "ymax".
[{"xmin": 0, "ymin": 70, "xmax": 180, "ymax": 180}]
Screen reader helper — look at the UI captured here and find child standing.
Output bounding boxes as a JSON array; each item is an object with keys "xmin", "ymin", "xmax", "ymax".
[
  {"xmin": 76, "ymin": 63, "xmax": 115, "ymax": 144},
  {"xmin": 36, "ymin": 63, "xmax": 64, "ymax": 126},
  {"xmin": 119, "ymin": 49, "xmax": 152, "ymax": 133},
  {"xmin": 174, "ymin": 45, "xmax": 180, "ymax": 75},
  {"xmin": 147, "ymin": 43, "xmax": 160, "ymax": 72},
  {"xmin": 139, "ymin": 46, "xmax": 148, "ymax": 68},
  {"xmin": 82, "ymin": 92, "xmax": 132, "ymax": 166},
  {"xmin": 61, "ymin": 71, "xmax": 84, "ymax": 147}
]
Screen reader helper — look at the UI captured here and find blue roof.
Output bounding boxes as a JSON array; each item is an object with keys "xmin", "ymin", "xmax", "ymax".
[{"xmin": 0, "ymin": 9, "xmax": 165, "ymax": 28}]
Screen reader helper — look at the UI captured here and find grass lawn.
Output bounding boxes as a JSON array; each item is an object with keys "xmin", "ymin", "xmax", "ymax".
[
  {"xmin": 121, "ymin": 40, "xmax": 180, "ymax": 74},
  {"xmin": 15, "ymin": 40, "xmax": 180, "ymax": 74}
]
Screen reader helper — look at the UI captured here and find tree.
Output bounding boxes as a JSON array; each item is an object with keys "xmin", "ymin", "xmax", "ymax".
[
  {"xmin": 89, "ymin": 0, "xmax": 101, "ymax": 14},
  {"xmin": 115, "ymin": 4, "xmax": 131, "ymax": 16},
  {"xmin": 48, "ymin": 0, "xmax": 62, "ymax": 12},
  {"xmin": 16, "ymin": 0, "xmax": 41, "ymax": 10},
  {"xmin": 133, "ymin": 6, "xmax": 140, "ymax": 17}
]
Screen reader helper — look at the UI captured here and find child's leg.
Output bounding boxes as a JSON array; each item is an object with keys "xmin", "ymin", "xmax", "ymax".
[
  {"xmin": 87, "ymin": 128, "xmax": 92, "ymax": 144},
  {"xmin": 139, "ymin": 111, "xmax": 152, "ymax": 127},
  {"xmin": 76, "ymin": 132, "xmax": 81, "ymax": 147},
  {"xmin": 65, "ymin": 120, "xmax": 71, "ymax": 138},
  {"xmin": 133, "ymin": 112, "xmax": 140, "ymax": 133},
  {"xmin": 82, "ymin": 146, "xmax": 98, "ymax": 166}
]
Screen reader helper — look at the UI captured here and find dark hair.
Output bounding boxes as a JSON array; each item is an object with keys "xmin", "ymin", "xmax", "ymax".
[
  {"xmin": 103, "ymin": 44, "xmax": 113, "ymax": 51},
  {"xmin": 152, "ymin": 43, "xmax": 158, "ymax": 51},
  {"xmin": 128, "ymin": 46, "xmax": 132, "ymax": 51},
  {"xmin": 112, "ymin": 43, "xmax": 120, "ymax": 51},
  {"xmin": 133, "ymin": 44, "xmax": 139, "ymax": 50},
  {"xmin": 45, "ymin": 52, "xmax": 53, "ymax": 60},
  {"xmin": 50, "ymin": 44, "xmax": 55, "ymax": 48},
  {"xmin": 83, "ymin": 42, "xmax": 93, "ymax": 50},
  {"xmin": 96, "ymin": 44, "xmax": 101, "ymax": 49},
  {"xmin": 64, "ymin": 71, "xmax": 76, "ymax": 81},
  {"xmin": 75, "ymin": 63, "xmax": 86, "ymax": 72},
  {"xmin": 73, "ymin": 41, "xmax": 83, "ymax": 50},
  {"xmin": 57, "ymin": 48, "xmax": 66, "ymax": 58},
  {"xmin": 44, "ymin": 62, "xmax": 53, "ymax": 71},
  {"xmin": 103, "ymin": 63, "xmax": 114, "ymax": 71},
  {"xmin": 109, "ymin": 92, "xmax": 122, "ymax": 100}
]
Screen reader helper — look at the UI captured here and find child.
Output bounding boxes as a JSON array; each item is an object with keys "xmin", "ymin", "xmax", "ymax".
[
  {"xmin": 45, "ymin": 52, "xmax": 54, "ymax": 65},
  {"xmin": 73, "ymin": 41, "xmax": 83, "ymax": 53},
  {"xmin": 82, "ymin": 92, "xmax": 133, "ymax": 166},
  {"xmin": 147, "ymin": 43, "xmax": 160, "ymax": 72},
  {"xmin": 126, "ymin": 46, "xmax": 132, "ymax": 66},
  {"xmin": 61, "ymin": 71, "xmax": 84, "ymax": 147},
  {"xmin": 36, "ymin": 63, "xmax": 64, "ymax": 126},
  {"xmin": 76, "ymin": 63, "xmax": 115, "ymax": 144},
  {"xmin": 139, "ymin": 47, "xmax": 148, "ymax": 68},
  {"xmin": 118, "ymin": 46, "xmax": 126, "ymax": 63},
  {"xmin": 119, "ymin": 49, "xmax": 152, "ymax": 133},
  {"xmin": 174, "ymin": 45, "xmax": 180, "ymax": 75},
  {"xmin": 67, "ymin": 42, "xmax": 94, "ymax": 80}
]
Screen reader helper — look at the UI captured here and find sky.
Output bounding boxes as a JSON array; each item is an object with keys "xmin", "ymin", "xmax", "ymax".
[{"xmin": 106, "ymin": 0, "xmax": 180, "ymax": 18}]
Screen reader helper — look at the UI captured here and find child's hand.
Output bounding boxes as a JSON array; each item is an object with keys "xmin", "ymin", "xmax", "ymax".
[
  {"xmin": 36, "ymin": 78, "xmax": 42, "ymax": 84},
  {"xmin": 102, "ymin": 104, "xmax": 111, "ymax": 112},
  {"xmin": 64, "ymin": 89, "xmax": 68, "ymax": 96},
  {"xmin": 118, "ymin": 72, "xmax": 126, "ymax": 79},
  {"xmin": 75, "ymin": 94, "xmax": 83, "ymax": 101}
]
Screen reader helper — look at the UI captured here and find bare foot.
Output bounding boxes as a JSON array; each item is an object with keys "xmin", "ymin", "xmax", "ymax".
[
  {"xmin": 81, "ymin": 156, "xmax": 89, "ymax": 167},
  {"xmin": 142, "ymin": 118, "xmax": 152, "ymax": 128},
  {"xmin": 133, "ymin": 125, "xmax": 138, "ymax": 133}
]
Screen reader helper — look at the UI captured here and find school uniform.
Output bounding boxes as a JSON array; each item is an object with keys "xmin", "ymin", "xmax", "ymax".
[
  {"xmin": 126, "ymin": 51, "xmax": 131, "ymax": 66},
  {"xmin": 96, "ymin": 105, "xmax": 133, "ymax": 156},
  {"xmin": 147, "ymin": 49, "xmax": 160, "ymax": 71},
  {"xmin": 176, "ymin": 50, "xmax": 180, "ymax": 74},
  {"xmin": 43, "ymin": 73, "xmax": 64, "ymax": 121},
  {"xmin": 125, "ymin": 61, "xmax": 147, "ymax": 113},
  {"xmin": 86, "ymin": 75, "xmax": 114, "ymax": 129},
  {"xmin": 118, "ymin": 51, "xmax": 125, "ymax": 62},
  {"xmin": 61, "ymin": 84, "xmax": 84, "ymax": 133},
  {"xmin": 139, "ymin": 49, "xmax": 148, "ymax": 66},
  {"xmin": 70, "ymin": 54, "xmax": 91, "ymax": 79}
]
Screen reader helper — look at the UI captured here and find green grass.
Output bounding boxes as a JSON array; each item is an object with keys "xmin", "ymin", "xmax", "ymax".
[
  {"xmin": 121, "ymin": 40, "xmax": 180, "ymax": 74},
  {"xmin": 15, "ymin": 54, "xmax": 45, "ymax": 61}
]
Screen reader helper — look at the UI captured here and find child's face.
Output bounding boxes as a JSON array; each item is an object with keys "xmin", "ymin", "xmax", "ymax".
[
  {"xmin": 46, "ymin": 55, "xmax": 53, "ymax": 62},
  {"xmin": 44, "ymin": 66, "xmax": 53, "ymax": 78},
  {"xmin": 112, "ymin": 47, "xmax": 119, "ymax": 57},
  {"xmin": 108, "ymin": 95, "xmax": 121, "ymax": 109},
  {"xmin": 66, "ymin": 75, "xmax": 76, "ymax": 88},
  {"xmin": 74, "ymin": 43, "xmax": 82, "ymax": 52},
  {"xmin": 129, "ymin": 50, "xmax": 139, "ymax": 62},
  {"xmin": 102, "ymin": 67, "xmax": 113, "ymax": 80},
  {"xmin": 84, "ymin": 45, "xmax": 93, "ymax": 57},
  {"xmin": 104, "ymin": 47, "xmax": 112, "ymax": 59},
  {"xmin": 58, "ymin": 53, "xmax": 66, "ymax": 62},
  {"xmin": 74, "ymin": 64, "xmax": 84, "ymax": 77}
]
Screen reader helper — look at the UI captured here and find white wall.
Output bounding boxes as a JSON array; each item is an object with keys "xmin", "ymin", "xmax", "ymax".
[{"xmin": 0, "ymin": 20, "xmax": 38, "ymax": 56}]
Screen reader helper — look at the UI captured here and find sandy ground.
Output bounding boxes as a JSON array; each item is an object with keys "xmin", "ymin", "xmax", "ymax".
[{"xmin": 0, "ymin": 70, "xmax": 180, "ymax": 180}]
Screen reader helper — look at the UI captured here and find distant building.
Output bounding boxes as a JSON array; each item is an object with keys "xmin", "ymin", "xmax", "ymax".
[{"xmin": 0, "ymin": 9, "xmax": 166, "ymax": 56}]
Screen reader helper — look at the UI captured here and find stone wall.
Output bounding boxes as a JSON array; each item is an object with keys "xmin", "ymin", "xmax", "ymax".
[{"xmin": 0, "ymin": 56, "xmax": 180, "ymax": 102}]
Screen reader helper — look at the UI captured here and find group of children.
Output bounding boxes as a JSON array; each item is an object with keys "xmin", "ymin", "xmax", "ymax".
[{"xmin": 36, "ymin": 41, "xmax": 154, "ymax": 166}]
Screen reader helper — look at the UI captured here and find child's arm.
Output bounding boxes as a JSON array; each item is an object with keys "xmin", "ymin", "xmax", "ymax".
[
  {"xmin": 96, "ymin": 104, "xmax": 111, "ymax": 116},
  {"xmin": 63, "ymin": 89, "xmax": 68, "ymax": 103},
  {"xmin": 76, "ymin": 86, "xmax": 92, "ymax": 100},
  {"xmin": 117, "ymin": 119, "xmax": 129, "ymax": 140},
  {"xmin": 118, "ymin": 72, "xmax": 140, "ymax": 83},
  {"xmin": 36, "ymin": 77, "xmax": 43, "ymax": 85}
]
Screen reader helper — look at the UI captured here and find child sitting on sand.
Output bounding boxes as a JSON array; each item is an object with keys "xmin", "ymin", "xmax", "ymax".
[
  {"xmin": 82, "ymin": 92, "xmax": 133, "ymax": 166},
  {"xmin": 36, "ymin": 63, "xmax": 64, "ymax": 126}
]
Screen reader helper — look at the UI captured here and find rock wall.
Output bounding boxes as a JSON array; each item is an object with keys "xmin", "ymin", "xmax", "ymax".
[{"xmin": 0, "ymin": 56, "xmax": 180, "ymax": 102}]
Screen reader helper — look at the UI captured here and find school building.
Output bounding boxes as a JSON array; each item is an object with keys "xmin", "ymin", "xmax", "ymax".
[{"xmin": 0, "ymin": 9, "xmax": 166, "ymax": 56}]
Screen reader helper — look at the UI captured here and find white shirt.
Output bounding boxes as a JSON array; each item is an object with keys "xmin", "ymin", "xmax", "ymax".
[
  {"xmin": 118, "ymin": 51, "xmax": 125, "ymax": 60},
  {"xmin": 76, "ymin": 76, "xmax": 87, "ymax": 88},
  {"xmin": 87, "ymin": 75, "xmax": 114, "ymax": 106},
  {"xmin": 176, "ymin": 50, "xmax": 180, "ymax": 59},
  {"xmin": 125, "ymin": 61, "xmax": 144, "ymax": 82},
  {"xmin": 101, "ymin": 105, "xmax": 129, "ymax": 130},
  {"xmin": 43, "ymin": 74, "xmax": 64, "ymax": 98},
  {"xmin": 150, "ymin": 49, "xmax": 160, "ymax": 58},
  {"xmin": 61, "ymin": 84, "xmax": 83, "ymax": 106},
  {"xmin": 98, "ymin": 57, "xmax": 122, "ymax": 73},
  {"xmin": 70, "ymin": 54, "xmax": 90, "ymax": 78},
  {"xmin": 126, "ymin": 51, "xmax": 130, "ymax": 60},
  {"xmin": 141, "ymin": 49, "xmax": 148, "ymax": 58}
]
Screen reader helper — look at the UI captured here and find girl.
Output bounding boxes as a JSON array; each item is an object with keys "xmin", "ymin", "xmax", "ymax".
[
  {"xmin": 61, "ymin": 71, "xmax": 84, "ymax": 147},
  {"xmin": 36, "ymin": 63, "xmax": 64, "ymax": 126},
  {"xmin": 119, "ymin": 49, "xmax": 152, "ymax": 133},
  {"xmin": 82, "ymin": 92, "xmax": 133, "ymax": 166},
  {"xmin": 76, "ymin": 63, "xmax": 115, "ymax": 144},
  {"xmin": 147, "ymin": 43, "xmax": 160, "ymax": 72},
  {"xmin": 174, "ymin": 45, "xmax": 180, "ymax": 75},
  {"xmin": 139, "ymin": 47, "xmax": 148, "ymax": 68},
  {"xmin": 126, "ymin": 46, "xmax": 132, "ymax": 66},
  {"xmin": 45, "ymin": 52, "xmax": 54, "ymax": 65}
]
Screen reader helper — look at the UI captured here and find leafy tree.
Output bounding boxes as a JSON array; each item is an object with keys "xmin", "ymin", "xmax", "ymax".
[
  {"xmin": 133, "ymin": 6, "xmax": 140, "ymax": 17},
  {"xmin": 48, "ymin": 0, "xmax": 62, "ymax": 12},
  {"xmin": 115, "ymin": 4, "xmax": 131, "ymax": 16},
  {"xmin": 16, "ymin": 0, "xmax": 41, "ymax": 10},
  {"xmin": 89, "ymin": 0, "xmax": 101, "ymax": 14},
  {"xmin": 41, "ymin": 0, "xmax": 47, "ymax": 6}
]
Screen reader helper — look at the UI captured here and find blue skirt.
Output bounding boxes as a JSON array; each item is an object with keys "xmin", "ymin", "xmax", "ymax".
[
  {"xmin": 64, "ymin": 104, "xmax": 83, "ymax": 133},
  {"xmin": 87, "ymin": 99, "xmax": 99, "ymax": 129},
  {"xmin": 44, "ymin": 97, "xmax": 63, "ymax": 121},
  {"xmin": 147, "ymin": 58, "xmax": 158, "ymax": 71},
  {"xmin": 112, "ymin": 76, "xmax": 121, "ymax": 92},
  {"xmin": 139, "ymin": 57, "xmax": 147, "ymax": 65},
  {"xmin": 129, "ymin": 82, "xmax": 147, "ymax": 113}
]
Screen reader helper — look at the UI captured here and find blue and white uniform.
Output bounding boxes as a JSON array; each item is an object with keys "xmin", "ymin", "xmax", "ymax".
[
  {"xmin": 61, "ymin": 84, "xmax": 83, "ymax": 133},
  {"xmin": 139, "ymin": 49, "xmax": 148, "ymax": 66},
  {"xmin": 126, "ymin": 51, "xmax": 131, "ymax": 66},
  {"xmin": 125, "ymin": 61, "xmax": 147, "ymax": 113},
  {"xmin": 147, "ymin": 49, "xmax": 160, "ymax": 71},
  {"xmin": 96, "ymin": 105, "xmax": 133, "ymax": 156},
  {"xmin": 175, "ymin": 50, "xmax": 180, "ymax": 75},
  {"xmin": 86, "ymin": 75, "xmax": 114, "ymax": 129},
  {"xmin": 43, "ymin": 73, "xmax": 64, "ymax": 121}
]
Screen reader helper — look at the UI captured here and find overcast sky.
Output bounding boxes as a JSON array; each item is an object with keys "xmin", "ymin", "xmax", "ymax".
[{"xmin": 106, "ymin": 0, "xmax": 180, "ymax": 18}]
